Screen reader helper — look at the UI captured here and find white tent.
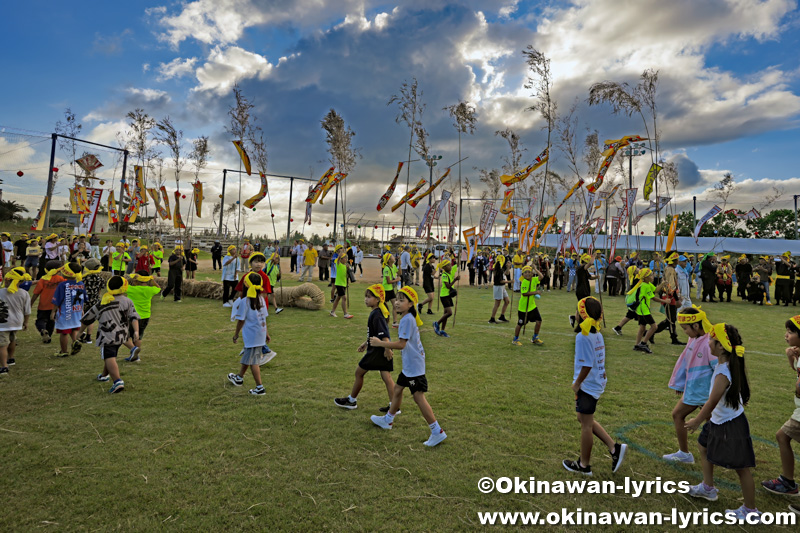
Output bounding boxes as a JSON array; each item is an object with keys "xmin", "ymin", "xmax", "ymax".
[{"xmin": 538, "ymin": 235, "xmax": 800, "ymax": 256}]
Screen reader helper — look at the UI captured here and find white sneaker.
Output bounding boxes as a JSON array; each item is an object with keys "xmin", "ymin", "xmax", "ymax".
[
  {"xmin": 223, "ymin": 302, "xmax": 233, "ymax": 308},
  {"xmin": 370, "ymin": 414, "xmax": 393, "ymax": 429},
  {"xmin": 688, "ymin": 482, "xmax": 718, "ymax": 501},
  {"xmin": 662, "ymin": 450, "xmax": 694, "ymax": 463},
  {"xmin": 424, "ymin": 430, "xmax": 447, "ymax": 447},
  {"xmin": 725, "ymin": 505, "xmax": 761, "ymax": 523},
  {"xmin": 275, "ymin": 308, "xmax": 284, "ymax": 314},
  {"xmin": 258, "ymin": 351, "xmax": 277, "ymax": 365}
]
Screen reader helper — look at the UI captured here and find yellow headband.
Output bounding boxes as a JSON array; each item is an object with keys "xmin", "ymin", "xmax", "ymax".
[
  {"xmin": 101, "ymin": 277, "xmax": 128, "ymax": 305},
  {"xmin": 4, "ymin": 267, "xmax": 31, "ymax": 294},
  {"xmin": 580, "ymin": 253, "xmax": 591, "ymax": 263},
  {"xmin": 521, "ymin": 265, "xmax": 533, "ymax": 275},
  {"xmin": 191, "ymin": 248, "xmax": 199, "ymax": 254},
  {"xmin": 784, "ymin": 251, "xmax": 792, "ymax": 258},
  {"xmin": 627, "ymin": 268, "xmax": 653, "ymax": 295},
  {"xmin": 249, "ymin": 252, "xmax": 266, "ymax": 262},
  {"xmin": 677, "ymin": 305, "xmax": 712, "ymax": 333},
  {"xmin": 129, "ymin": 273, "xmax": 153, "ymax": 283},
  {"xmin": 83, "ymin": 265, "xmax": 103, "ymax": 275},
  {"xmin": 710, "ymin": 323, "xmax": 745, "ymax": 357},
  {"xmin": 335, "ymin": 244, "xmax": 343, "ymax": 252},
  {"xmin": 791, "ymin": 315, "xmax": 800, "ymax": 332},
  {"xmin": 496, "ymin": 255, "xmax": 506, "ymax": 268},
  {"xmin": 438, "ymin": 259, "xmax": 451, "ymax": 271},
  {"xmin": 227, "ymin": 245, "xmax": 237, "ymax": 255},
  {"xmin": 244, "ymin": 273, "xmax": 264, "ymax": 298},
  {"xmin": 62, "ymin": 263, "xmax": 83, "ymax": 282},
  {"xmin": 577, "ymin": 297, "xmax": 602, "ymax": 336},
  {"xmin": 367, "ymin": 284, "xmax": 390, "ymax": 319},
  {"xmin": 116, "ymin": 241, "xmax": 127, "ymax": 248},
  {"xmin": 269, "ymin": 252, "xmax": 280, "ymax": 263},
  {"xmin": 426, "ymin": 253, "xmax": 435, "ymax": 263},
  {"xmin": 666, "ymin": 252, "xmax": 679, "ymax": 263},
  {"xmin": 398, "ymin": 286, "xmax": 423, "ymax": 327}
]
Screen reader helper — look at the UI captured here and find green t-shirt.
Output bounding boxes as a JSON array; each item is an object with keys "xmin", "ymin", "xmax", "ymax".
[
  {"xmin": 126, "ymin": 285, "xmax": 161, "ymax": 319},
  {"xmin": 440, "ymin": 268, "xmax": 455, "ymax": 297},
  {"xmin": 152, "ymin": 250, "xmax": 163, "ymax": 269},
  {"xmin": 636, "ymin": 282, "xmax": 656, "ymax": 316},
  {"xmin": 265, "ymin": 262, "xmax": 280, "ymax": 287},
  {"xmin": 335, "ymin": 261, "xmax": 349, "ymax": 287},
  {"xmin": 518, "ymin": 276, "xmax": 540, "ymax": 312},
  {"xmin": 111, "ymin": 251, "xmax": 130, "ymax": 271},
  {"xmin": 382, "ymin": 265, "xmax": 397, "ymax": 292}
]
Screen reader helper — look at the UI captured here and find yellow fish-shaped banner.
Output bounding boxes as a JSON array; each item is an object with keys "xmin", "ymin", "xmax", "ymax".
[
  {"xmin": 305, "ymin": 167, "xmax": 335, "ymax": 203},
  {"xmin": 408, "ymin": 168, "xmax": 451, "ymax": 208},
  {"xmin": 319, "ymin": 173, "xmax": 348, "ymax": 205},
  {"xmin": 192, "ymin": 181, "xmax": 203, "ymax": 217},
  {"xmin": 107, "ymin": 190, "xmax": 118, "ymax": 224},
  {"xmin": 643, "ymin": 163, "xmax": 662, "ymax": 201},
  {"xmin": 243, "ymin": 172, "xmax": 268, "ymax": 209},
  {"xmin": 500, "ymin": 148, "xmax": 548, "ymax": 187},
  {"xmin": 499, "ymin": 189, "xmax": 515, "ymax": 215},
  {"xmin": 173, "ymin": 191, "xmax": 186, "ymax": 229},
  {"xmin": 391, "ymin": 179, "xmax": 427, "ymax": 212},
  {"xmin": 377, "ymin": 162, "xmax": 404, "ymax": 211},
  {"xmin": 31, "ymin": 196, "xmax": 49, "ymax": 231},
  {"xmin": 160, "ymin": 186, "xmax": 172, "ymax": 220},
  {"xmin": 232, "ymin": 140, "xmax": 252, "ymax": 175},
  {"xmin": 147, "ymin": 188, "xmax": 169, "ymax": 220}
]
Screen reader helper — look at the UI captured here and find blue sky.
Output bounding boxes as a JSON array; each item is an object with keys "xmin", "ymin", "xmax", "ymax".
[{"xmin": 2, "ymin": 0, "xmax": 799, "ymax": 233}]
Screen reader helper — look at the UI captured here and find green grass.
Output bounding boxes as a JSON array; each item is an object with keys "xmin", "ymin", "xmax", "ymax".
[{"xmin": 2, "ymin": 271, "xmax": 798, "ymax": 531}]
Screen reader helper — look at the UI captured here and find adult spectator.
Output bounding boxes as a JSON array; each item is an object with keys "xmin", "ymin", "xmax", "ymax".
[
  {"xmin": 210, "ymin": 240, "xmax": 223, "ymax": 270},
  {"xmin": 318, "ymin": 244, "xmax": 331, "ymax": 281}
]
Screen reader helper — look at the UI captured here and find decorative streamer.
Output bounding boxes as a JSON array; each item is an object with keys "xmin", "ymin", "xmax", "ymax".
[
  {"xmin": 447, "ymin": 201, "xmax": 457, "ymax": 243},
  {"xmin": 588, "ymin": 135, "xmax": 647, "ymax": 193},
  {"xmin": 305, "ymin": 167, "xmax": 335, "ymax": 203},
  {"xmin": 693, "ymin": 205, "xmax": 722, "ymax": 243},
  {"xmin": 463, "ymin": 227, "xmax": 477, "ymax": 261},
  {"xmin": 319, "ymin": 172, "xmax": 348, "ymax": 205},
  {"xmin": 232, "ymin": 140, "xmax": 252, "ymax": 175},
  {"xmin": 391, "ymin": 178, "xmax": 427, "ymax": 212},
  {"xmin": 69, "ymin": 188, "xmax": 78, "ymax": 214},
  {"xmin": 123, "ymin": 196, "xmax": 139, "ymax": 224},
  {"xmin": 134, "ymin": 165, "xmax": 146, "ymax": 204},
  {"xmin": 525, "ymin": 222, "xmax": 539, "ymax": 253},
  {"xmin": 107, "ymin": 190, "xmax": 118, "ymax": 224},
  {"xmin": 631, "ymin": 195, "xmax": 669, "ymax": 226},
  {"xmin": 643, "ymin": 163, "xmax": 662, "ymax": 200},
  {"xmin": 433, "ymin": 190, "xmax": 452, "ymax": 221},
  {"xmin": 408, "ymin": 168, "xmax": 451, "ymax": 207},
  {"xmin": 500, "ymin": 148, "xmax": 548, "ymax": 187},
  {"xmin": 499, "ymin": 189, "xmax": 515, "ymax": 215},
  {"xmin": 416, "ymin": 205, "xmax": 433, "ymax": 238},
  {"xmin": 192, "ymin": 181, "xmax": 203, "ymax": 217},
  {"xmin": 173, "ymin": 191, "xmax": 186, "ymax": 229},
  {"xmin": 304, "ymin": 186, "xmax": 313, "ymax": 224},
  {"xmin": 666, "ymin": 214, "xmax": 679, "ymax": 251},
  {"xmin": 160, "ymin": 186, "xmax": 172, "ymax": 220},
  {"xmin": 147, "ymin": 188, "xmax": 169, "ymax": 219},
  {"xmin": 377, "ymin": 162, "xmax": 404, "ymax": 211},
  {"xmin": 725, "ymin": 208, "xmax": 761, "ymax": 220},
  {"xmin": 31, "ymin": 196, "xmax": 49, "ymax": 231},
  {"xmin": 244, "ymin": 172, "xmax": 269, "ymax": 209}
]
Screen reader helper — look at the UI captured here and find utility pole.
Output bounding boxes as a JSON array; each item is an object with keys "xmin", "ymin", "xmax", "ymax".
[
  {"xmin": 795, "ymin": 194, "xmax": 798, "ymax": 240},
  {"xmin": 218, "ymin": 169, "xmax": 227, "ymax": 237},
  {"xmin": 693, "ymin": 196, "xmax": 697, "ymax": 229},
  {"xmin": 287, "ymin": 177, "xmax": 294, "ymax": 244},
  {"xmin": 44, "ymin": 133, "xmax": 57, "ymax": 229}
]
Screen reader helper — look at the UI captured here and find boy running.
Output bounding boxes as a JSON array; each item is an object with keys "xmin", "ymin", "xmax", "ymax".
[{"xmin": 512, "ymin": 265, "xmax": 543, "ymax": 346}]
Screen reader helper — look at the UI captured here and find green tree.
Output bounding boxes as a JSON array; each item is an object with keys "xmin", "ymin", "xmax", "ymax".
[
  {"xmin": 0, "ymin": 200, "xmax": 29, "ymax": 221},
  {"xmin": 745, "ymin": 209, "xmax": 796, "ymax": 239}
]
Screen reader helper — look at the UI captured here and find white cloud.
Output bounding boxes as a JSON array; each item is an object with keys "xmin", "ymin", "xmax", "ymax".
[
  {"xmin": 194, "ymin": 46, "xmax": 273, "ymax": 94},
  {"xmin": 84, "ymin": 120, "xmax": 129, "ymax": 147},
  {"xmin": 142, "ymin": 63, "xmax": 150, "ymax": 73},
  {"xmin": 157, "ymin": 57, "xmax": 199, "ymax": 81},
  {"xmin": 126, "ymin": 87, "xmax": 171, "ymax": 102}
]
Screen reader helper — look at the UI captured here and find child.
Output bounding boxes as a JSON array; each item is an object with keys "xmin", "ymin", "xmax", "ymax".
[
  {"xmin": 0, "ymin": 268, "xmax": 32, "ymax": 375},
  {"xmin": 663, "ymin": 306, "xmax": 717, "ymax": 463},
  {"xmin": 334, "ymin": 284, "xmax": 396, "ymax": 411},
  {"xmin": 110, "ymin": 242, "xmax": 130, "ymax": 276},
  {"xmin": 123, "ymin": 272, "xmax": 162, "ymax": 362},
  {"xmin": 185, "ymin": 247, "xmax": 199, "ymax": 279},
  {"xmin": 222, "ymin": 245, "xmax": 240, "ymax": 308},
  {"xmin": 76, "ymin": 276, "xmax": 139, "ymax": 393},
  {"xmin": 747, "ymin": 273, "xmax": 765, "ymax": 305},
  {"xmin": 611, "ymin": 265, "xmax": 641, "ymax": 336},
  {"xmin": 25, "ymin": 237, "xmax": 41, "ymax": 278},
  {"xmin": 331, "ymin": 252, "xmax": 353, "ymax": 319},
  {"xmin": 433, "ymin": 259, "xmax": 459, "ymax": 338},
  {"xmin": 227, "ymin": 272, "xmax": 270, "ymax": 396},
  {"xmin": 760, "ymin": 315, "xmax": 800, "ymax": 501},
  {"xmin": 685, "ymin": 323, "xmax": 759, "ymax": 521},
  {"xmin": 381, "ymin": 252, "xmax": 400, "ymax": 326},
  {"xmin": 79, "ymin": 259, "xmax": 104, "ymax": 344},
  {"xmin": 489, "ymin": 254, "xmax": 512, "ymax": 324},
  {"xmin": 135, "ymin": 245, "xmax": 154, "ymax": 274},
  {"xmin": 563, "ymin": 297, "xmax": 627, "ymax": 475},
  {"xmin": 417, "ymin": 253, "xmax": 436, "ymax": 316},
  {"xmin": 370, "ymin": 286, "xmax": 446, "ymax": 447},
  {"xmin": 151, "ymin": 242, "xmax": 164, "ymax": 277},
  {"xmin": 265, "ymin": 252, "xmax": 284, "ymax": 314},
  {"xmin": 51, "ymin": 262, "xmax": 85, "ymax": 357},
  {"xmin": 512, "ymin": 265, "xmax": 543, "ymax": 345},
  {"xmin": 31, "ymin": 260, "xmax": 63, "ymax": 343},
  {"xmin": 628, "ymin": 268, "xmax": 667, "ymax": 354}
]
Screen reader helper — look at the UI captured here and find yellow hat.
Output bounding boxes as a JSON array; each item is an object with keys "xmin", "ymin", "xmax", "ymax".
[
  {"xmin": 577, "ymin": 297, "xmax": 602, "ymax": 336},
  {"xmin": 677, "ymin": 305, "xmax": 712, "ymax": 333},
  {"xmin": 191, "ymin": 248, "xmax": 200, "ymax": 254},
  {"xmin": 783, "ymin": 251, "xmax": 792, "ymax": 258},
  {"xmin": 101, "ymin": 276, "xmax": 128, "ymax": 305}
]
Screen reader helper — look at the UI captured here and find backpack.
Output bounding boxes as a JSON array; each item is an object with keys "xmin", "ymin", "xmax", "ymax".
[{"xmin": 626, "ymin": 286, "xmax": 642, "ymax": 310}]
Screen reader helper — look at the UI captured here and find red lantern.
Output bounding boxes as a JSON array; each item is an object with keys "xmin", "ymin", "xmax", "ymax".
[
  {"xmin": 755, "ymin": 231, "xmax": 759, "ymax": 236},
  {"xmin": 52, "ymin": 167, "xmax": 59, "ymax": 172},
  {"xmin": 776, "ymin": 230, "xmax": 780, "ymax": 235},
  {"xmin": 290, "ymin": 218, "xmax": 294, "ymax": 222},
  {"xmin": 392, "ymin": 226, "xmax": 395, "ymax": 229},
  {"xmin": 182, "ymin": 194, "xmax": 186, "ymax": 199},
  {"xmin": 641, "ymin": 231, "xmax": 644, "ymax": 235},
  {"xmin": 271, "ymin": 214, "xmax": 275, "ymax": 218},
  {"xmin": 16, "ymin": 171, "xmax": 23, "ymax": 177},
  {"xmin": 374, "ymin": 225, "xmax": 378, "ymax": 229}
]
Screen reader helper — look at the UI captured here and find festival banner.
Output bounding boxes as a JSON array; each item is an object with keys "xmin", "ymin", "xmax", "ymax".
[
  {"xmin": 643, "ymin": 163, "xmax": 662, "ymax": 201},
  {"xmin": 408, "ymin": 168, "xmax": 451, "ymax": 208},
  {"xmin": 305, "ymin": 167, "xmax": 335, "ymax": 203},
  {"xmin": 609, "ymin": 215, "xmax": 622, "ymax": 260},
  {"xmin": 147, "ymin": 188, "xmax": 169, "ymax": 219},
  {"xmin": 500, "ymin": 148, "xmax": 548, "ymax": 187},
  {"xmin": 569, "ymin": 211, "xmax": 580, "ymax": 253},
  {"xmin": 243, "ymin": 172, "xmax": 269, "ymax": 209},
  {"xmin": 160, "ymin": 186, "xmax": 172, "ymax": 220},
  {"xmin": 478, "ymin": 202, "xmax": 493, "ymax": 242},
  {"xmin": 745, "ymin": 208, "xmax": 762, "ymax": 220},
  {"xmin": 479, "ymin": 208, "xmax": 499, "ymax": 244},
  {"xmin": 77, "ymin": 188, "xmax": 104, "ymax": 234},
  {"xmin": 173, "ymin": 191, "xmax": 186, "ymax": 229},
  {"xmin": 134, "ymin": 165, "xmax": 146, "ymax": 204},
  {"xmin": 107, "ymin": 190, "xmax": 118, "ymax": 224},
  {"xmin": 693, "ymin": 205, "xmax": 722, "ymax": 243},
  {"xmin": 377, "ymin": 162, "xmax": 404, "ymax": 211},
  {"xmin": 463, "ymin": 227, "xmax": 477, "ymax": 261},
  {"xmin": 232, "ymin": 140, "xmax": 252, "ymax": 175},
  {"xmin": 123, "ymin": 196, "xmax": 139, "ymax": 224},
  {"xmin": 525, "ymin": 222, "xmax": 539, "ymax": 253},
  {"xmin": 68, "ymin": 188, "xmax": 78, "ymax": 214},
  {"xmin": 75, "ymin": 154, "xmax": 103, "ymax": 174},
  {"xmin": 416, "ymin": 205, "xmax": 434, "ymax": 238},
  {"xmin": 631, "ymin": 196, "xmax": 669, "ymax": 226},
  {"xmin": 319, "ymin": 172, "xmax": 348, "ymax": 205},
  {"xmin": 525, "ymin": 196, "xmax": 537, "ymax": 218},
  {"xmin": 30, "ymin": 196, "xmax": 49, "ymax": 231},
  {"xmin": 390, "ymin": 178, "xmax": 427, "ymax": 212},
  {"xmin": 447, "ymin": 202, "xmax": 457, "ymax": 243},
  {"xmin": 556, "ymin": 220, "xmax": 567, "ymax": 255},
  {"xmin": 499, "ymin": 189, "xmax": 515, "ymax": 215},
  {"xmin": 666, "ymin": 214, "xmax": 679, "ymax": 251},
  {"xmin": 304, "ymin": 186, "xmax": 313, "ymax": 224},
  {"xmin": 433, "ymin": 190, "xmax": 452, "ymax": 221},
  {"xmin": 192, "ymin": 181, "xmax": 203, "ymax": 217},
  {"xmin": 588, "ymin": 135, "xmax": 647, "ymax": 193},
  {"xmin": 517, "ymin": 217, "xmax": 530, "ymax": 249},
  {"xmin": 538, "ymin": 214, "xmax": 557, "ymax": 243},
  {"xmin": 725, "ymin": 208, "xmax": 762, "ymax": 221}
]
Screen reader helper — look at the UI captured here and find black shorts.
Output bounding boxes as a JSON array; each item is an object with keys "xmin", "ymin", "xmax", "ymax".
[
  {"xmin": 397, "ymin": 372, "xmax": 428, "ymax": 394},
  {"xmin": 423, "ymin": 282, "xmax": 435, "ymax": 294},
  {"xmin": 335, "ymin": 285, "xmax": 346, "ymax": 297},
  {"xmin": 385, "ymin": 290, "xmax": 396, "ymax": 301},
  {"xmin": 625, "ymin": 309, "xmax": 637, "ymax": 320},
  {"xmin": 517, "ymin": 308, "xmax": 542, "ymax": 325},
  {"xmin": 152, "ymin": 267, "xmax": 161, "ymax": 274},
  {"xmin": 637, "ymin": 314, "xmax": 655, "ymax": 326},
  {"xmin": 129, "ymin": 317, "xmax": 149, "ymax": 339},
  {"xmin": 100, "ymin": 344, "xmax": 121, "ymax": 360},
  {"xmin": 575, "ymin": 389, "xmax": 599, "ymax": 415},
  {"xmin": 440, "ymin": 296, "xmax": 454, "ymax": 308},
  {"xmin": 358, "ymin": 349, "xmax": 393, "ymax": 372},
  {"xmin": 698, "ymin": 414, "xmax": 756, "ymax": 469}
]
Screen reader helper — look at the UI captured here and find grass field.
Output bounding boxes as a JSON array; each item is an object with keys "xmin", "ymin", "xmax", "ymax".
[{"xmin": 2, "ymin": 265, "xmax": 799, "ymax": 531}]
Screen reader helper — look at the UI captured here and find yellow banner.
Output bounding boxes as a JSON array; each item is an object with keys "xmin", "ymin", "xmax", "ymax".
[
  {"xmin": 160, "ymin": 186, "xmax": 172, "ymax": 220},
  {"xmin": 538, "ymin": 215, "xmax": 556, "ymax": 243},
  {"xmin": 463, "ymin": 227, "xmax": 477, "ymax": 260},
  {"xmin": 232, "ymin": 140, "xmax": 252, "ymax": 175},
  {"xmin": 666, "ymin": 214, "xmax": 679, "ymax": 252},
  {"xmin": 30, "ymin": 196, "xmax": 49, "ymax": 231},
  {"xmin": 193, "ymin": 181, "xmax": 203, "ymax": 217},
  {"xmin": 391, "ymin": 178, "xmax": 427, "ymax": 212},
  {"xmin": 319, "ymin": 172, "xmax": 348, "ymax": 205},
  {"xmin": 134, "ymin": 165, "xmax": 147, "ymax": 204},
  {"xmin": 147, "ymin": 188, "xmax": 169, "ymax": 219},
  {"xmin": 499, "ymin": 189, "xmax": 515, "ymax": 215},
  {"xmin": 124, "ymin": 197, "xmax": 139, "ymax": 224},
  {"xmin": 500, "ymin": 148, "xmax": 548, "ymax": 187},
  {"xmin": 408, "ymin": 168, "xmax": 451, "ymax": 208},
  {"xmin": 377, "ymin": 162, "xmax": 403, "ymax": 211},
  {"xmin": 69, "ymin": 188, "xmax": 78, "ymax": 214},
  {"xmin": 643, "ymin": 163, "xmax": 662, "ymax": 201},
  {"xmin": 244, "ymin": 172, "xmax": 268, "ymax": 209},
  {"xmin": 305, "ymin": 167, "xmax": 335, "ymax": 203},
  {"xmin": 173, "ymin": 191, "xmax": 186, "ymax": 229},
  {"xmin": 107, "ymin": 190, "xmax": 118, "ymax": 224}
]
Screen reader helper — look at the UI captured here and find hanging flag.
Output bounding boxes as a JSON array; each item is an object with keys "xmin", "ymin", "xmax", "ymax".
[
  {"xmin": 463, "ymin": 227, "xmax": 477, "ymax": 261},
  {"xmin": 391, "ymin": 178, "xmax": 427, "ymax": 212},
  {"xmin": 609, "ymin": 216, "xmax": 622, "ymax": 260},
  {"xmin": 693, "ymin": 205, "xmax": 721, "ymax": 243},
  {"xmin": 319, "ymin": 173, "xmax": 348, "ymax": 205},
  {"xmin": 377, "ymin": 162, "xmax": 404, "ymax": 211},
  {"xmin": 75, "ymin": 154, "xmax": 103, "ymax": 173},
  {"xmin": 433, "ymin": 190, "xmax": 452, "ymax": 221},
  {"xmin": 243, "ymin": 172, "xmax": 269, "ymax": 209},
  {"xmin": 134, "ymin": 165, "xmax": 147, "ymax": 204},
  {"xmin": 599, "ymin": 184, "xmax": 621, "ymax": 201},
  {"xmin": 173, "ymin": 191, "xmax": 186, "ymax": 229},
  {"xmin": 147, "ymin": 188, "xmax": 169, "ymax": 219},
  {"xmin": 622, "ymin": 188, "xmax": 638, "ymax": 224},
  {"xmin": 745, "ymin": 208, "xmax": 762, "ymax": 220},
  {"xmin": 305, "ymin": 167, "xmax": 335, "ymax": 203},
  {"xmin": 588, "ymin": 135, "xmax": 647, "ymax": 193},
  {"xmin": 232, "ymin": 140, "xmax": 252, "ymax": 175},
  {"xmin": 416, "ymin": 205, "xmax": 433, "ymax": 238},
  {"xmin": 525, "ymin": 222, "xmax": 539, "ymax": 253},
  {"xmin": 69, "ymin": 188, "xmax": 79, "ymax": 214},
  {"xmin": 666, "ymin": 214, "xmax": 679, "ymax": 251},
  {"xmin": 408, "ymin": 168, "xmax": 451, "ymax": 208},
  {"xmin": 30, "ymin": 196, "xmax": 49, "ymax": 231},
  {"xmin": 631, "ymin": 196, "xmax": 669, "ymax": 226},
  {"xmin": 123, "ymin": 197, "xmax": 139, "ymax": 224},
  {"xmin": 525, "ymin": 196, "xmax": 537, "ymax": 218},
  {"xmin": 500, "ymin": 148, "xmax": 548, "ymax": 187},
  {"xmin": 725, "ymin": 208, "xmax": 762, "ymax": 221},
  {"xmin": 479, "ymin": 207, "xmax": 499, "ymax": 244},
  {"xmin": 499, "ymin": 189, "xmax": 515, "ymax": 215},
  {"xmin": 192, "ymin": 181, "xmax": 203, "ymax": 217},
  {"xmin": 478, "ymin": 202, "xmax": 493, "ymax": 243},
  {"xmin": 559, "ymin": 180, "xmax": 585, "ymax": 211},
  {"xmin": 77, "ymin": 188, "xmax": 104, "ymax": 234},
  {"xmin": 447, "ymin": 201, "xmax": 458, "ymax": 243},
  {"xmin": 107, "ymin": 190, "xmax": 118, "ymax": 224},
  {"xmin": 304, "ymin": 186, "xmax": 313, "ymax": 224},
  {"xmin": 643, "ymin": 163, "xmax": 662, "ymax": 200},
  {"xmin": 160, "ymin": 186, "xmax": 172, "ymax": 220}
]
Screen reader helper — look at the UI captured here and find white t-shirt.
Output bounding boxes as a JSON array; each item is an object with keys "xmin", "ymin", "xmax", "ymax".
[
  {"xmin": 398, "ymin": 312, "xmax": 425, "ymax": 378},
  {"xmin": 221, "ymin": 256, "xmax": 240, "ymax": 282},
  {"xmin": 231, "ymin": 296, "xmax": 268, "ymax": 348},
  {"xmin": 0, "ymin": 288, "xmax": 31, "ymax": 331},
  {"xmin": 792, "ymin": 358, "xmax": 800, "ymax": 423},
  {"xmin": 710, "ymin": 361, "xmax": 745, "ymax": 424},
  {"xmin": 2, "ymin": 241, "xmax": 13, "ymax": 265},
  {"xmin": 573, "ymin": 332, "xmax": 607, "ymax": 399},
  {"xmin": 355, "ymin": 250, "xmax": 364, "ymax": 264},
  {"xmin": 400, "ymin": 251, "xmax": 411, "ymax": 269}
]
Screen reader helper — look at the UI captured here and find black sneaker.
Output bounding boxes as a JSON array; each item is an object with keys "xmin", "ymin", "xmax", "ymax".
[
  {"xmin": 0, "ymin": 367, "xmax": 8, "ymax": 376},
  {"xmin": 638, "ymin": 343, "xmax": 653, "ymax": 354},
  {"xmin": 417, "ymin": 304, "xmax": 423, "ymax": 313},
  {"xmin": 426, "ymin": 309, "xmax": 434, "ymax": 315},
  {"xmin": 612, "ymin": 326, "xmax": 622, "ymax": 336},
  {"xmin": 563, "ymin": 459, "xmax": 592, "ymax": 476},
  {"xmin": 790, "ymin": 504, "xmax": 800, "ymax": 516},
  {"xmin": 334, "ymin": 397, "xmax": 357, "ymax": 410},
  {"xmin": 611, "ymin": 443, "xmax": 627, "ymax": 473},
  {"xmin": 488, "ymin": 318, "xmax": 497, "ymax": 324},
  {"xmin": 498, "ymin": 315, "xmax": 509, "ymax": 323},
  {"xmin": 378, "ymin": 405, "xmax": 401, "ymax": 415},
  {"xmin": 7, "ymin": 358, "xmax": 14, "ymax": 366},
  {"xmin": 671, "ymin": 339, "xmax": 686, "ymax": 346},
  {"xmin": 568, "ymin": 315, "xmax": 576, "ymax": 328},
  {"xmin": 648, "ymin": 337, "xmax": 655, "ymax": 345}
]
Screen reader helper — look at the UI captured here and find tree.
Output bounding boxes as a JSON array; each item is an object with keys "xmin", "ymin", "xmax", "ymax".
[
  {"xmin": 655, "ymin": 210, "xmax": 752, "ymax": 239},
  {"xmin": 0, "ymin": 200, "xmax": 28, "ymax": 221},
  {"xmin": 445, "ymin": 101, "xmax": 477, "ymax": 242},
  {"xmin": 746, "ymin": 209, "xmax": 796, "ymax": 240},
  {"xmin": 477, "ymin": 168, "xmax": 501, "ymax": 202},
  {"xmin": 54, "ymin": 108, "xmax": 82, "ymax": 192},
  {"xmin": 388, "ymin": 79, "xmax": 425, "ymax": 233},
  {"xmin": 124, "ymin": 109, "xmax": 157, "ymax": 231},
  {"xmin": 321, "ymin": 108, "xmax": 360, "ymax": 242}
]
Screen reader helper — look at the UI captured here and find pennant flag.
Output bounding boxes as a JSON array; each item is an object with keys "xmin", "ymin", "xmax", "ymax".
[
  {"xmin": 123, "ymin": 197, "xmax": 139, "ymax": 224},
  {"xmin": 391, "ymin": 178, "xmax": 427, "ymax": 212},
  {"xmin": 69, "ymin": 188, "xmax": 79, "ymax": 214},
  {"xmin": 30, "ymin": 196, "xmax": 49, "ymax": 231},
  {"xmin": 304, "ymin": 186, "xmax": 313, "ymax": 224},
  {"xmin": 447, "ymin": 201, "xmax": 458, "ymax": 243},
  {"xmin": 478, "ymin": 202, "xmax": 494, "ymax": 243},
  {"xmin": 107, "ymin": 190, "xmax": 118, "ymax": 224},
  {"xmin": 643, "ymin": 163, "xmax": 662, "ymax": 200},
  {"xmin": 500, "ymin": 148, "xmax": 548, "ymax": 187},
  {"xmin": 525, "ymin": 222, "xmax": 539, "ymax": 253},
  {"xmin": 525, "ymin": 196, "xmax": 537, "ymax": 218},
  {"xmin": 232, "ymin": 140, "xmax": 252, "ymax": 175},
  {"xmin": 319, "ymin": 172, "xmax": 348, "ymax": 205},
  {"xmin": 305, "ymin": 167, "xmax": 335, "ymax": 203},
  {"xmin": 433, "ymin": 190, "xmax": 452, "ymax": 221},
  {"xmin": 556, "ymin": 219, "xmax": 567, "ymax": 254},
  {"xmin": 416, "ymin": 205, "xmax": 433, "ymax": 238},
  {"xmin": 134, "ymin": 165, "xmax": 147, "ymax": 204},
  {"xmin": 666, "ymin": 214, "xmax": 679, "ymax": 251},
  {"xmin": 539, "ymin": 214, "xmax": 557, "ymax": 241},
  {"xmin": 463, "ymin": 227, "xmax": 477, "ymax": 260},
  {"xmin": 192, "ymin": 181, "xmax": 203, "ymax": 217},
  {"xmin": 693, "ymin": 205, "xmax": 721, "ymax": 243},
  {"xmin": 244, "ymin": 172, "xmax": 269, "ymax": 209},
  {"xmin": 75, "ymin": 154, "xmax": 103, "ymax": 173},
  {"xmin": 631, "ymin": 195, "xmax": 669, "ymax": 226},
  {"xmin": 147, "ymin": 188, "xmax": 169, "ymax": 220},
  {"xmin": 725, "ymin": 208, "xmax": 762, "ymax": 221},
  {"xmin": 408, "ymin": 168, "xmax": 451, "ymax": 208},
  {"xmin": 173, "ymin": 191, "xmax": 186, "ymax": 229},
  {"xmin": 499, "ymin": 189, "xmax": 515, "ymax": 215},
  {"xmin": 160, "ymin": 186, "xmax": 172, "ymax": 220},
  {"xmin": 377, "ymin": 162, "xmax": 404, "ymax": 211}
]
